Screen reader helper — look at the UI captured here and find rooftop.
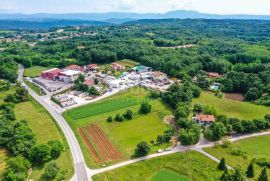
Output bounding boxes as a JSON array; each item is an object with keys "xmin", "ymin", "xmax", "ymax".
[
  {"xmin": 60, "ymin": 70, "xmax": 81, "ymax": 76},
  {"xmin": 196, "ymin": 114, "xmax": 215, "ymax": 122}
]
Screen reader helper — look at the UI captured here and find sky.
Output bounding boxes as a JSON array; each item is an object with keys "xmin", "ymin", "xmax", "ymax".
[{"xmin": 0, "ymin": 0, "xmax": 270, "ymax": 15}]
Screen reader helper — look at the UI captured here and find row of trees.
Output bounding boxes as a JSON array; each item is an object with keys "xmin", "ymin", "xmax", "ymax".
[{"xmin": 218, "ymin": 158, "xmax": 268, "ymax": 181}]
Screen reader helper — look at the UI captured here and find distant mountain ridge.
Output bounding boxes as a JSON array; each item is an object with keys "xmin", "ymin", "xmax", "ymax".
[{"xmin": 1, "ymin": 10, "xmax": 270, "ymax": 23}]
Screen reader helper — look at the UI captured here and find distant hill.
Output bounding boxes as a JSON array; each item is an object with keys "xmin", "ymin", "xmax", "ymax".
[
  {"xmin": 1, "ymin": 10, "xmax": 270, "ymax": 23},
  {"xmin": 0, "ymin": 10, "xmax": 270, "ymax": 30},
  {"xmin": 0, "ymin": 19, "xmax": 111, "ymax": 30}
]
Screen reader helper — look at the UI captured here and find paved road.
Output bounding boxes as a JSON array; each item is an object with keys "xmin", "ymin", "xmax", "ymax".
[
  {"xmin": 18, "ymin": 65, "xmax": 89, "ymax": 181},
  {"xmin": 89, "ymin": 130, "xmax": 270, "ymax": 177}
]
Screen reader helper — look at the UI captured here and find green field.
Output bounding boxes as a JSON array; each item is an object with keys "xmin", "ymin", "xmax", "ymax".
[
  {"xmin": 92, "ymin": 151, "xmax": 223, "ymax": 181},
  {"xmin": 204, "ymin": 135, "xmax": 270, "ymax": 179},
  {"xmin": 0, "ymin": 87, "xmax": 73, "ymax": 180},
  {"xmin": 192, "ymin": 91, "xmax": 270, "ymax": 120},
  {"xmin": 64, "ymin": 87, "xmax": 172, "ymax": 168},
  {"xmin": 116, "ymin": 59, "xmax": 139, "ymax": 67},
  {"xmin": 14, "ymin": 99, "xmax": 74, "ymax": 180},
  {"xmin": 24, "ymin": 66, "xmax": 50, "ymax": 77},
  {"xmin": 152, "ymin": 170, "xmax": 189, "ymax": 181}
]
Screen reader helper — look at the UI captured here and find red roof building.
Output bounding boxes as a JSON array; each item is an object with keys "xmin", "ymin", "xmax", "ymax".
[
  {"xmin": 87, "ymin": 64, "xmax": 98, "ymax": 70},
  {"xmin": 207, "ymin": 72, "xmax": 222, "ymax": 78},
  {"xmin": 65, "ymin": 64, "xmax": 85, "ymax": 73},
  {"xmin": 84, "ymin": 79, "xmax": 94, "ymax": 87},
  {"xmin": 41, "ymin": 68, "xmax": 61, "ymax": 80},
  {"xmin": 193, "ymin": 114, "xmax": 215, "ymax": 126}
]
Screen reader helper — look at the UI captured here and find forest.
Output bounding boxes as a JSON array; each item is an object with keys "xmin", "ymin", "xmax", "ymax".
[{"xmin": 1, "ymin": 19, "xmax": 270, "ymax": 104}]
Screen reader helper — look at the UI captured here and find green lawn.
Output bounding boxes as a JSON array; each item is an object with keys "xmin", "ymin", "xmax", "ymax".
[
  {"xmin": 24, "ymin": 80, "xmax": 43, "ymax": 96},
  {"xmin": 192, "ymin": 91, "xmax": 270, "ymax": 120},
  {"xmin": 0, "ymin": 87, "xmax": 73, "ymax": 180},
  {"xmin": 204, "ymin": 135, "xmax": 270, "ymax": 179},
  {"xmin": 64, "ymin": 87, "xmax": 172, "ymax": 168},
  {"xmin": 92, "ymin": 151, "xmax": 223, "ymax": 181},
  {"xmin": 152, "ymin": 170, "xmax": 189, "ymax": 181},
  {"xmin": 24, "ymin": 66, "xmax": 50, "ymax": 77}
]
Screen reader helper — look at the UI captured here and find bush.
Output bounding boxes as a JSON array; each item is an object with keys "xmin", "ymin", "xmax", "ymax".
[
  {"xmin": 48, "ymin": 140, "xmax": 63, "ymax": 159},
  {"xmin": 123, "ymin": 109, "xmax": 133, "ymax": 120},
  {"xmin": 44, "ymin": 162, "xmax": 60, "ymax": 180},
  {"xmin": 107, "ymin": 116, "xmax": 113, "ymax": 122},
  {"xmin": 204, "ymin": 122, "xmax": 227, "ymax": 141},
  {"xmin": 4, "ymin": 156, "xmax": 31, "ymax": 181},
  {"xmin": 139, "ymin": 102, "xmax": 152, "ymax": 114},
  {"xmin": 134, "ymin": 141, "xmax": 150, "ymax": 156},
  {"xmin": 114, "ymin": 113, "xmax": 124, "ymax": 122},
  {"xmin": 30, "ymin": 144, "xmax": 52, "ymax": 165},
  {"xmin": 178, "ymin": 123, "xmax": 201, "ymax": 145}
]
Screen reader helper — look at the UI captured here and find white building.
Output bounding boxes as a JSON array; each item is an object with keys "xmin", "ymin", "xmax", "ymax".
[
  {"xmin": 108, "ymin": 79, "xmax": 123, "ymax": 89},
  {"xmin": 59, "ymin": 70, "xmax": 81, "ymax": 83}
]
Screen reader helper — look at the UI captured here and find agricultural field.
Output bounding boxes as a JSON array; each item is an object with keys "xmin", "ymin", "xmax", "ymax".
[
  {"xmin": 64, "ymin": 87, "xmax": 172, "ymax": 168},
  {"xmin": 0, "ymin": 87, "xmax": 73, "ymax": 180},
  {"xmin": 204, "ymin": 135, "xmax": 270, "ymax": 179},
  {"xmin": 92, "ymin": 151, "xmax": 223, "ymax": 181},
  {"xmin": 192, "ymin": 91, "xmax": 270, "ymax": 120},
  {"xmin": 23, "ymin": 66, "xmax": 50, "ymax": 77}
]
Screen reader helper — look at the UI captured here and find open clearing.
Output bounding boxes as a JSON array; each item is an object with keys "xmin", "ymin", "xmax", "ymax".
[
  {"xmin": 64, "ymin": 87, "xmax": 172, "ymax": 168},
  {"xmin": 204, "ymin": 135, "xmax": 270, "ymax": 179},
  {"xmin": 152, "ymin": 170, "xmax": 189, "ymax": 181},
  {"xmin": 92, "ymin": 151, "xmax": 223, "ymax": 181},
  {"xmin": 0, "ymin": 87, "xmax": 73, "ymax": 181},
  {"xmin": 225, "ymin": 93, "xmax": 244, "ymax": 101},
  {"xmin": 79, "ymin": 124, "xmax": 122, "ymax": 163},
  {"xmin": 193, "ymin": 91, "xmax": 270, "ymax": 120},
  {"xmin": 24, "ymin": 66, "xmax": 50, "ymax": 77},
  {"xmin": 116, "ymin": 59, "xmax": 139, "ymax": 67}
]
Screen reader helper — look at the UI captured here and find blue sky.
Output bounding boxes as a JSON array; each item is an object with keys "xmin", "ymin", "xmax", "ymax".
[{"xmin": 0, "ymin": 0, "xmax": 270, "ymax": 15}]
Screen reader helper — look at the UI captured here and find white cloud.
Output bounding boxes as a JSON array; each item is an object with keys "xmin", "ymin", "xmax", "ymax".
[
  {"xmin": 0, "ymin": 0, "xmax": 19, "ymax": 12},
  {"xmin": 117, "ymin": 0, "xmax": 137, "ymax": 10},
  {"xmin": 169, "ymin": 0, "xmax": 192, "ymax": 11}
]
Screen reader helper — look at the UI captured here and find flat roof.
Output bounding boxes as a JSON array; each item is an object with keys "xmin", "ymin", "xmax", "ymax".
[
  {"xmin": 60, "ymin": 70, "xmax": 81, "ymax": 76},
  {"xmin": 42, "ymin": 68, "xmax": 61, "ymax": 73}
]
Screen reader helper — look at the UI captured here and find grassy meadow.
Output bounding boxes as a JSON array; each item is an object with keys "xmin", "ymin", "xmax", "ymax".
[
  {"xmin": 192, "ymin": 91, "xmax": 270, "ymax": 120},
  {"xmin": 92, "ymin": 151, "xmax": 223, "ymax": 181},
  {"xmin": 24, "ymin": 66, "xmax": 50, "ymax": 77},
  {"xmin": 0, "ymin": 87, "xmax": 73, "ymax": 180},
  {"xmin": 116, "ymin": 59, "xmax": 139, "ymax": 67},
  {"xmin": 64, "ymin": 87, "xmax": 172, "ymax": 168},
  {"xmin": 204, "ymin": 135, "xmax": 270, "ymax": 179}
]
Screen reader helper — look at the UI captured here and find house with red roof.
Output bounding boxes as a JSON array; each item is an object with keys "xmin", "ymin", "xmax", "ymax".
[
  {"xmin": 207, "ymin": 72, "xmax": 222, "ymax": 78},
  {"xmin": 65, "ymin": 64, "xmax": 85, "ymax": 73},
  {"xmin": 84, "ymin": 79, "xmax": 94, "ymax": 87},
  {"xmin": 193, "ymin": 113, "xmax": 215, "ymax": 126},
  {"xmin": 41, "ymin": 68, "xmax": 61, "ymax": 80},
  {"xmin": 86, "ymin": 64, "xmax": 99, "ymax": 71}
]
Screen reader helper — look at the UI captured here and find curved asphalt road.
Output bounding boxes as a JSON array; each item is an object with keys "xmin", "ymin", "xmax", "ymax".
[{"xmin": 18, "ymin": 65, "xmax": 89, "ymax": 181}]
